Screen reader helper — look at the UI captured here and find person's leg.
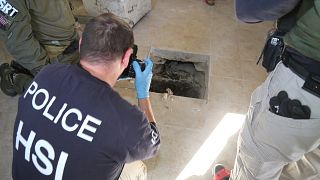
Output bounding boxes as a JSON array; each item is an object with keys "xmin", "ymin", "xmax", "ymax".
[
  {"xmin": 119, "ymin": 161, "xmax": 147, "ymax": 180},
  {"xmin": 281, "ymin": 147, "xmax": 320, "ymax": 180},
  {"xmin": 231, "ymin": 62, "xmax": 320, "ymax": 180}
]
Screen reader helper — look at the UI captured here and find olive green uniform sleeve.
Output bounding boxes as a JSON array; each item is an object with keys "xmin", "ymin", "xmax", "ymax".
[{"xmin": 0, "ymin": 0, "xmax": 49, "ymax": 71}]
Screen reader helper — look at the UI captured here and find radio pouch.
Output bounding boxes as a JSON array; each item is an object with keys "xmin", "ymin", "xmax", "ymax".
[{"xmin": 257, "ymin": 30, "xmax": 285, "ymax": 72}]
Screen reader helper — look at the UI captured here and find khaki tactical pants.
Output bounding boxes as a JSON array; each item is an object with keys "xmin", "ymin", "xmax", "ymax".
[
  {"xmin": 231, "ymin": 62, "xmax": 320, "ymax": 180},
  {"xmin": 119, "ymin": 161, "xmax": 147, "ymax": 180}
]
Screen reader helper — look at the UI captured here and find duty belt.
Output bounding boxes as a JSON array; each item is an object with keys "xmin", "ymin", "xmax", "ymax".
[{"xmin": 282, "ymin": 49, "xmax": 320, "ymax": 98}]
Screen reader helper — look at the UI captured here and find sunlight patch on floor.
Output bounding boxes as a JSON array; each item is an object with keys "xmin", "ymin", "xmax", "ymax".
[{"xmin": 176, "ymin": 113, "xmax": 245, "ymax": 180}]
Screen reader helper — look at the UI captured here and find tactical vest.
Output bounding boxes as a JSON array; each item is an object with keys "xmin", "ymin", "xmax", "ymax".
[{"xmin": 278, "ymin": 0, "xmax": 320, "ymax": 61}]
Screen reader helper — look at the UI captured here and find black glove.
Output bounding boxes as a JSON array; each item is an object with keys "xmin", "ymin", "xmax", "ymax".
[{"xmin": 269, "ymin": 91, "xmax": 311, "ymax": 119}]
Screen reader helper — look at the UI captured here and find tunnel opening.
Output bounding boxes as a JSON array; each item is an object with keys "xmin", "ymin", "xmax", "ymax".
[{"xmin": 150, "ymin": 60, "xmax": 206, "ymax": 99}]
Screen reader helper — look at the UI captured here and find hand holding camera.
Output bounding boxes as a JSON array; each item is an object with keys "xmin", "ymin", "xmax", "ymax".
[
  {"xmin": 118, "ymin": 44, "xmax": 153, "ymax": 99},
  {"xmin": 133, "ymin": 58, "xmax": 153, "ymax": 99},
  {"xmin": 119, "ymin": 44, "xmax": 146, "ymax": 79}
]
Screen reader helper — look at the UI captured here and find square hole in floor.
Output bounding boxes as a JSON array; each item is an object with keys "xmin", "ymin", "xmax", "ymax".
[{"xmin": 149, "ymin": 48, "xmax": 210, "ymax": 100}]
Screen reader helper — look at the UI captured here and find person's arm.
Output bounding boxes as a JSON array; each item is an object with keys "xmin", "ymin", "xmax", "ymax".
[
  {"xmin": 138, "ymin": 98, "xmax": 156, "ymax": 123},
  {"xmin": 121, "ymin": 110, "xmax": 160, "ymax": 163},
  {"xmin": 114, "ymin": 58, "xmax": 159, "ymax": 163},
  {"xmin": 0, "ymin": 0, "xmax": 49, "ymax": 74},
  {"xmin": 235, "ymin": 0, "xmax": 301, "ymax": 23},
  {"xmin": 132, "ymin": 58, "xmax": 156, "ymax": 124}
]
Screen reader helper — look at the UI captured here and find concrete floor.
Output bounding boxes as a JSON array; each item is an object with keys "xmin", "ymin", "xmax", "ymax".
[{"xmin": 0, "ymin": 0, "xmax": 271, "ymax": 179}]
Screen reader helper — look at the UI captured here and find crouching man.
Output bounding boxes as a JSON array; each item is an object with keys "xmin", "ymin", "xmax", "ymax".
[{"xmin": 12, "ymin": 13, "xmax": 160, "ymax": 180}]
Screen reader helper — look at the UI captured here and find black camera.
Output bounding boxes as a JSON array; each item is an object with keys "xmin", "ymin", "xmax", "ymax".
[{"xmin": 119, "ymin": 44, "xmax": 145, "ymax": 79}]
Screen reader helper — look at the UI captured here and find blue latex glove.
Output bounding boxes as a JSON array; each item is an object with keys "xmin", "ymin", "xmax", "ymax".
[{"xmin": 132, "ymin": 58, "xmax": 153, "ymax": 99}]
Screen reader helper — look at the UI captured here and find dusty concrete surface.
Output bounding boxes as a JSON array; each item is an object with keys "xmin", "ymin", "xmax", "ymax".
[{"xmin": 0, "ymin": 0, "xmax": 270, "ymax": 179}]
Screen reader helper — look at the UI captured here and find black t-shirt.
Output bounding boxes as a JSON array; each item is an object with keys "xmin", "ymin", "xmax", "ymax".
[{"xmin": 12, "ymin": 63, "xmax": 160, "ymax": 180}]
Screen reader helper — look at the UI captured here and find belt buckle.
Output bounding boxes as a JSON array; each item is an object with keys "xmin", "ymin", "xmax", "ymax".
[{"xmin": 303, "ymin": 74, "xmax": 320, "ymax": 98}]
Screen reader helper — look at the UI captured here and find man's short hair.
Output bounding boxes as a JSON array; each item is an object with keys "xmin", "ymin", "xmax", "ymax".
[{"xmin": 80, "ymin": 13, "xmax": 134, "ymax": 64}]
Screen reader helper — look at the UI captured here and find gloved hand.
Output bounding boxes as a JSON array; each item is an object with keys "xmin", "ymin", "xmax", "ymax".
[
  {"xmin": 269, "ymin": 91, "xmax": 311, "ymax": 119},
  {"xmin": 132, "ymin": 58, "xmax": 153, "ymax": 99}
]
